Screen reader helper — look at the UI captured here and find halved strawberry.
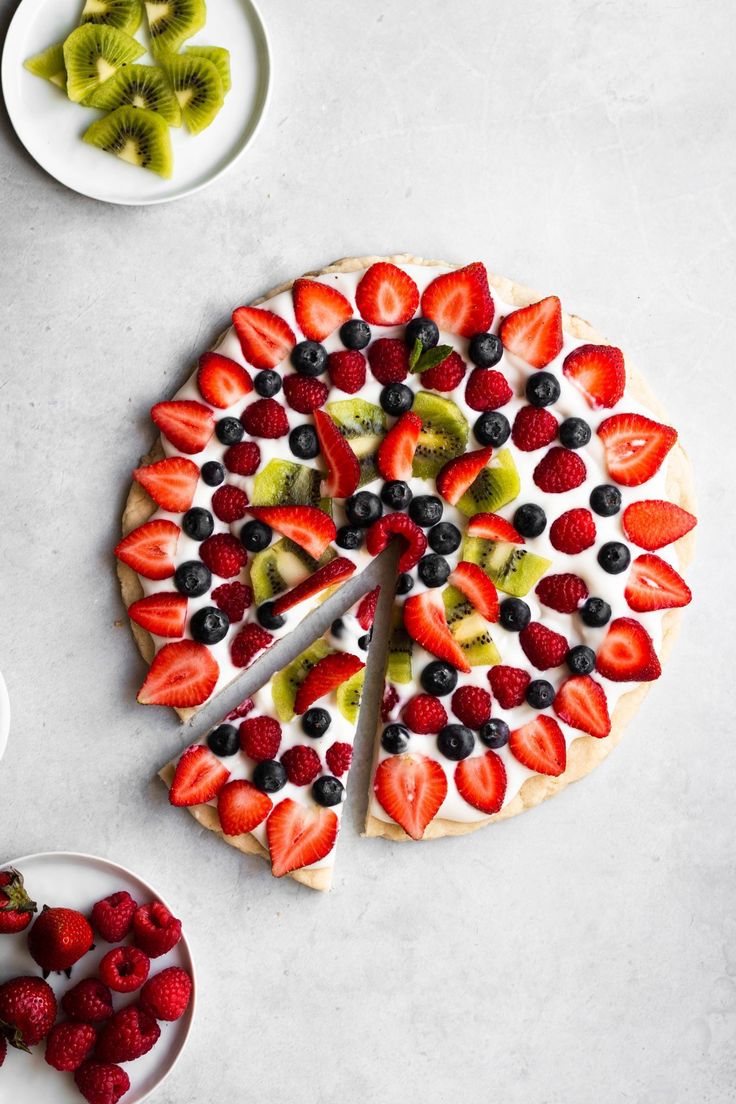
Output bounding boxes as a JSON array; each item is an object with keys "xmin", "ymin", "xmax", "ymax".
[
  {"xmin": 267, "ymin": 798, "xmax": 339, "ymax": 876},
  {"xmin": 420, "ymin": 263, "xmax": 494, "ymax": 337},
  {"xmin": 373, "ymin": 754, "xmax": 447, "ymax": 840},
  {"xmin": 454, "ymin": 751, "xmax": 507, "ymax": 815},
  {"xmin": 356, "ymin": 586, "xmax": 380, "ymax": 630},
  {"xmin": 436, "ymin": 447, "xmax": 493, "ymax": 505},
  {"xmin": 622, "ymin": 500, "xmax": 697, "ymax": 551},
  {"xmin": 115, "ymin": 520, "xmax": 180, "ymax": 580},
  {"xmin": 248, "ymin": 505, "xmax": 336, "ymax": 559},
  {"xmin": 197, "ymin": 351, "xmax": 253, "ymax": 409},
  {"xmin": 509, "ymin": 716, "xmax": 566, "ymax": 776},
  {"xmin": 377, "ymin": 411, "xmax": 422, "ymax": 481},
  {"xmin": 313, "ymin": 409, "xmax": 361, "ymax": 498},
  {"xmin": 449, "ymin": 561, "xmax": 499, "ymax": 622},
  {"xmin": 403, "ymin": 591, "xmax": 471, "ymax": 673},
  {"xmin": 128, "ymin": 592, "xmax": 187, "ymax": 638},
  {"xmin": 365, "ymin": 513, "xmax": 427, "ymax": 571},
  {"xmin": 217, "ymin": 780, "xmax": 272, "ymax": 836},
  {"xmin": 595, "ymin": 617, "xmax": 661, "ymax": 682},
  {"xmin": 597, "ymin": 413, "xmax": 677, "ymax": 487},
  {"xmin": 138, "ymin": 641, "xmax": 219, "ymax": 707},
  {"xmin": 355, "ymin": 262, "xmax": 419, "ymax": 326},
  {"xmin": 562, "ymin": 344, "xmax": 625, "ymax": 409},
  {"xmin": 293, "ymin": 652, "xmax": 365, "ymax": 714},
  {"xmin": 554, "ymin": 676, "xmax": 611, "ymax": 739},
  {"xmin": 499, "ymin": 296, "xmax": 563, "ymax": 368},
  {"xmin": 133, "ymin": 457, "xmax": 199, "ymax": 513},
  {"xmin": 466, "ymin": 512, "xmax": 524, "ymax": 543},
  {"xmin": 151, "ymin": 400, "xmax": 215, "ymax": 454},
  {"xmin": 292, "ymin": 279, "xmax": 353, "ymax": 341},
  {"xmin": 624, "ymin": 554, "xmax": 691, "ymax": 612},
  {"xmin": 169, "ymin": 745, "xmax": 230, "ymax": 807},
  {"xmin": 232, "ymin": 306, "xmax": 296, "ymax": 369},
  {"xmin": 272, "ymin": 558, "xmax": 356, "ymax": 616}
]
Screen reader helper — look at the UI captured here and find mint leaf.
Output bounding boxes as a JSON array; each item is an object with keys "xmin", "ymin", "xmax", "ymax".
[
  {"xmin": 408, "ymin": 338, "xmax": 423, "ymax": 372},
  {"xmin": 411, "ymin": 345, "xmax": 454, "ymax": 374}
]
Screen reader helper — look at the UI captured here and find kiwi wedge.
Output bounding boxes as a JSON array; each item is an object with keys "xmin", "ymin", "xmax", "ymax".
[
  {"xmin": 80, "ymin": 0, "xmax": 143, "ymax": 35},
  {"xmin": 461, "ymin": 538, "xmax": 551, "ymax": 598},
  {"xmin": 456, "ymin": 448, "xmax": 521, "ymax": 516},
  {"xmin": 159, "ymin": 52, "xmax": 224, "ymax": 134},
  {"xmin": 83, "ymin": 105, "xmax": 173, "ymax": 177},
  {"xmin": 251, "ymin": 459, "xmax": 322, "ymax": 508},
  {"xmin": 186, "ymin": 45, "xmax": 231, "ymax": 93},
  {"xmin": 272, "ymin": 641, "xmax": 333, "ymax": 723},
  {"xmin": 145, "ymin": 0, "xmax": 206, "ymax": 57},
  {"xmin": 443, "ymin": 586, "xmax": 501, "ymax": 667},
  {"xmin": 63, "ymin": 24, "xmax": 144, "ymax": 103},
  {"xmin": 387, "ymin": 605, "xmax": 413, "ymax": 684},
  {"xmin": 336, "ymin": 668, "xmax": 365, "ymax": 723},
  {"xmin": 87, "ymin": 63, "xmax": 181, "ymax": 123},
  {"xmin": 326, "ymin": 399, "xmax": 386, "ymax": 486},
  {"xmin": 24, "ymin": 43, "xmax": 67, "ymax": 90},
  {"xmin": 249, "ymin": 538, "xmax": 334, "ymax": 607},
  {"xmin": 412, "ymin": 392, "xmax": 468, "ymax": 478}
]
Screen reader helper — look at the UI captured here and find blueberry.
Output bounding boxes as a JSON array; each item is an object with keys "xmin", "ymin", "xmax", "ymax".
[
  {"xmin": 182, "ymin": 507, "xmax": 214, "ymax": 542},
  {"xmin": 312, "ymin": 775, "xmax": 345, "ymax": 807},
  {"xmin": 418, "ymin": 554, "xmax": 451, "ymax": 588},
  {"xmin": 590, "ymin": 484, "xmax": 622, "ymax": 517},
  {"xmin": 526, "ymin": 372, "xmax": 560, "ymax": 408},
  {"xmin": 395, "ymin": 572, "xmax": 414, "ymax": 595},
  {"xmin": 331, "ymin": 618, "xmax": 345, "ymax": 637},
  {"xmin": 190, "ymin": 606, "xmax": 230, "ymax": 645},
  {"xmin": 382, "ymin": 724, "xmax": 410, "ymax": 754},
  {"xmin": 207, "ymin": 724, "xmax": 239, "ymax": 757},
  {"xmin": 201, "ymin": 461, "xmax": 225, "ymax": 487},
  {"xmin": 174, "ymin": 560, "xmax": 211, "ymax": 597},
  {"xmin": 474, "ymin": 411, "xmax": 511, "ymax": 447},
  {"xmin": 254, "ymin": 370, "xmax": 282, "ymax": 397},
  {"xmin": 409, "ymin": 495, "xmax": 443, "ymax": 528},
  {"xmin": 340, "ymin": 319, "xmax": 371, "ymax": 350},
  {"xmin": 479, "ymin": 718, "xmax": 510, "ymax": 749},
  {"xmin": 381, "ymin": 480, "xmax": 412, "ymax": 511},
  {"xmin": 499, "ymin": 597, "xmax": 531, "ymax": 632},
  {"xmin": 380, "ymin": 383, "xmax": 414, "ymax": 416},
  {"xmin": 253, "ymin": 759, "xmax": 287, "ymax": 793},
  {"xmin": 289, "ymin": 424, "xmax": 320, "ymax": 460},
  {"xmin": 358, "ymin": 634, "xmax": 371, "ymax": 650},
  {"xmin": 336, "ymin": 525, "xmax": 365, "ymax": 550},
  {"xmin": 513, "ymin": 503, "xmax": 547, "ymax": 538},
  {"xmin": 581, "ymin": 597, "xmax": 611, "ymax": 628},
  {"xmin": 469, "ymin": 332, "xmax": 503, "ymax": 368},
  {"xmin": 566, "ymin": 645, "xmax": 596, "ymax": 675},
  {"xmin": 437, "ymin": 724, "xmax": 475, "ymax": 760},
  {"xmin": 428, "ymin": 522, "xmax": 461, "ymax": 555},
  {"xmin": 405, "ymin": 316, "xmax": 439, "ymax": 350},
  {"xmin": 216, "ymin": 418, "xmax": 244, "ymax": 445},
  {"xmin": 240, "ymin": 520, "xmax": 272, "ymax": 552},
  {"xmin": 291, "ymin": 340, "xmax": 327, "ymax": 376},
  {"xmin": 420, "ymin": 660, "xmax": 457, "ymax": 697},
  {"xmin": 345, "ymin": 491, "xmax": 382, "ymax": 527},
  {"xmin": 559, "ymin": 417, "xmax": 592, "ymax": 449},
  {"xmin": 526, "ymin": 680, "xmax": 555, "ymax": 709},
  {"xmin": 302, "ymin": 707, "xmax": 331, "ymax": 738},
  {"xmin": 257, "ymin": 601, "xmax": 285, "ymax": 630},
  {"xmin": 598, "ymin": 541, "xmax": 631, "ymax": 574}
]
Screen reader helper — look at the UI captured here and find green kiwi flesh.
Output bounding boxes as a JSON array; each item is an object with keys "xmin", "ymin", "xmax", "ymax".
[
  {"xmin": 272, "ymin": 641, "xmax": 333, "ymax": 722},
  {"xmin": 251, "ymin": 459, "xmax": 326, "ymax": 510},
  {"xmin": 83, "ymin": 105, "xmax": 173, "ymax": 177},
  {"xmin": 412, "ymin": 392, "xmax": 469, "ymax": 478},
  {"xmin": 461, "ymin": 537, "xmax": 552, "ymax": 598},
  {"xmin": 326, "ymin": 399, "xmax": 386, "ymax": 487},
  {"xmin": 249, "ymin": 538, "xmax": 334, "ymax": 607},
  {"xmin": 87, "ymin": 63, "xmax": 181, "ymax": 124},
  {"xmin": 387, "ymin": 606, "xmax": 413, "ymax": 684},
  {"xmin": 456, "ymin": 448, "xmax": 521, "ymax": 516},
  {"xmin": 80, "ymin": 0, "xmax": 143, "ymax": 35},
  {"xmin": 160, "ymin": 52, "xmax": 223, "ymax": 135},
  {"xmin": 24, "ymin": 43, "xmax": 67, "ymax": 89},
  {"xmin": 336, "ymin": 668, "xmax": 365, "ymax": 723},
  {"xmin": 442, "ymin": 586, "xmax": 501, "ymax": 666},
  {"xmin": 63, "ymin": 24, "xmax": 144, "ymax": 103},
  {"xmin": 186, "ymin": 45, "xmax": 231, "ymax": 92},
  {"xmin": 145, "ymin": 0, "xmax": 206, "ymax": 57}
]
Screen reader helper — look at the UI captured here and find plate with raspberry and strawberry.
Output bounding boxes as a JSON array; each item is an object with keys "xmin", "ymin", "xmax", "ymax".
[{"xmin": 0, "ymin": 852, "xmax": 195, "ymax": 1103}]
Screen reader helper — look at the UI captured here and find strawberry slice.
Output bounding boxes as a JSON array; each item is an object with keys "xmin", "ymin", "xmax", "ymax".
[
  {"xmin": 267, "ymin": 798, "xmax": 339, "ymax": 876},
  {"xmin": 624, "ymin": 553, "xmax": 692, "ymax": 612},
  {"xmin": 562, "ymin": 344, "xmax": 625, "ymax": 409},
  {"xmin": 622, "ymin": 499, "xmax": 697, "ymax": 551},
  {"xmin": 509, "ymin": 716, "xmax": 567, "ymax": 776},
  {"xmin": 595, "ymin": 617, "xmax": 661, "ymax": 682},
  {"xmin": 313, "ymin": 409, "xmax": 361, "ymax": 498},
  {"xmin": 420, "ymin": 263, "xmax": 494, "ymax": 337},
  {"xmin": 436, "ymin": 447, "xmax": 493, "ymax": 505},
  {"xmin": 248, "ymin": 505, "xmax": 336, "ymax": 560},
  {"xmin": 365, "ymin": 513, "xmax": 427, "ymax": 571},
  {"xmin": 115, "ymin": 520, "xmax": 180, "ymax": 580},
  {"xmin": 455, "ymin": 751, "xmax": 507, "ymax": 815},
  {"xmin": 373, "ymin": 754, "xmax": 447, "ymax": 840},
  {"xmin": 127, "ymin": 592, "xmax": 187, "ymax": 638},
  {"xmin": 449, "ymin": 561, "xmax": 499, "ymax": 622},
  {"xmin": 466, "ymin": 512, "xmax": 524, "ymax": 543},
  {"xmin": 403, "ymin": 590, "xmax": 471, "ymax": 673},
  {"xmin": 356, "ymin": 586, "xmax": 380, "ymax": 630},
  {"xmin": 232, "ymin": 306, "xmax": 295, "ymax": 369},
  {"xmin": 151, "ymin": 400, "xmax": 215, "ymax": 454},
  {"xmin": 597, "ymin": 413, "xmax": 677, "ymax": 487},
  {"xmin": 293, "ymin": 653, "xmax": 365, "ymax": 715},
  {"xmin": 217, "ymin": 779, "xmax": 272, "ymax": 836},
  {"xmin": 133, "ymin": 457, "xmax": 199, "ymax": 513},
  {"xmin": 355, "ymin": 262, "xmax": 419, "ymax": 326},
  {"xmin": 138, "ymin": 640, "xmax": 219, "ymax": 707},
  {"xmin": 554, "ymin": 676, "xmax": 611, "ymax": 739},
  {"xmin": 377, "ymin": 411, "xmax": 422, "ymax": 481},
  {"xmin": 272, "ymin": 557, "xmax": 356, "ymax": 616},
  {"xmin": 292, "ymin": 279, "xmax": 353, "ymax": 341},
  {"xmin": 197, "ymin": 351, "xmax": 253, "ymax": 409},
  {"xmin": 499, "ymin": 296, "xmax": 563, "ymax": 368},
  {"xmin": 169, "ymin": 745, "xmax": 230, "ymax": 807}
]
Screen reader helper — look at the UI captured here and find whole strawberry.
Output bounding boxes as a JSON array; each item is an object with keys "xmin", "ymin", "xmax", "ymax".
[
  {"xmin": 91, "ymin": 891, "xmax": 138, "ymax": 944},
  {"xmin": 95, "ymin": 1006, "xmax": 160, "ymax": 1064},
  {"xmin": 132, "ymin": 902, "xmax": 182, "ymax": 959},
  {"xmin": 139, "ymin": 967, "xmax": 193, "ymax": 1022},
  {"xmin": 62, "ymin": 978, "xmax": 114, "ymax": 1024},
  {"xmin": 0, "ymin": 975, "xmax": 57, "ymax": 1050},
  {"xmin": 45, "ymin": 1021, "xmax": 96, "ymax": 1071},
  {"xmin": 75, "ymin": 1060, "xmax": 130, "ymax": 1104},
  {"xmin": 0, "ymin": 1035, "xmax": 6, "ymax": 1066},
  {"xmin": 0, "ymin": 868, "xmax": 37, "ymax": 934},
  {"xmin": 28, "ymin": 906, "xmax": 94, "ymax": 975}
]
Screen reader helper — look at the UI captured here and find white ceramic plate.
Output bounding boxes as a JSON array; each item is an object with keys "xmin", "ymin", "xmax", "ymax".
[
  {"xmin": 1, "ymin": 0, "xmax": 271, "ymax": 205},
  {"xmin": 0, "ymin": 670, "xmax": 8, "ymax": 762},
  {"xmin": 0, "ymin": 851, "xmax": 195, "ymax": 1102}
]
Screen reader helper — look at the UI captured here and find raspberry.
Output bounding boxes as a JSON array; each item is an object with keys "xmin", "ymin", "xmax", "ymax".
[
  {"xmin": 230, "ymin": 623, "xmax": 273, "ymax": 667},
  {"xmin": 98, "ymin": 946, "xmax": 150, "ymax": 994},
  {"xmin": 283, "ymin": 374, "xmax": 329, "ymax": 414},
  {"xmin": 365, "ymin": 512, "xmax": 427, "ymax": 572},
  {"xmin": 139, "ymin": 967, "xmax": 192, "ymax": 1022},
  {"xmin": 281, "ymin": 745, "xmax": 321, "ymax": 785},
  {"xmin": 91, "ymin": 891, "xmax": 137, "ymax": 943},
  {"xmin": 241, "ymin": 398, "xmax": 289, "ymax": 438},
  {"xmin": 132, "ymin": 902, "xmax": 182, "ymax": 959},
  {"xmin": 212, "ymin": 581, "xmax": 253, "ymax": 622},
  {"xmin": 420, "ymin": 351, "xmax": 467, "ymax": 392},
  {"xmin": 465, "ymin": 367, "xmax": 513, "ymax": 411},
  {"xmin": 44, "ymin": 1022, "xmax": 96, "ymax": 1072},
  {"xmin": 533, "ymin": 446, "xmax": 587, "ymax": 492},
  {"xmin": 62, "ymin": 979, "xmax": 114, "ymax": 1024},
  {"xmin": 327, "ymin": 350, "xmax": 366, "ymax": 393},
  {"xmin": 212, "ymin": 485, "xmax": 249, "ymax": 523},
  {"xmin": 325, "ymin": 742, "xmax": 353, "ymax": 777},
  {"xmin": 402, "ymin": 694, "xmax": 448, "ymax": 734},
  {"xmin": 381, "ymin": 684, "xmax": 400, "ymax": 722},
  {"xmin": 224, "ymin": 441, "xmax": 261, "ymax": 475},
  {"xmin": 95, "ymin": 1006, "xmax": 160, "ymax": 1064},
  {"xmin": 367, "ymin": 338, "xmax": 409, "ymax": 384},
  {"xmin": 519, "ymin": 622, "xmax": 569, "ymax": 670},
  {"xmin": 511, "ymin": 405, "xmax": 558, "ymax": 451},
  {"xmin": 451, "ymin": 685, "xmax": 492, "ymax": 728},
  {"xmin": 239, "ymin": 715, "xmax": 282, "ymax": 760},
  {"xmin": 75, "ymin": 1061, "xmax": 130, "ymax": 1104},
  {"xmin": 224, "ymin": 698, "xmax": 254, "ymax": 721},
  {"xmin": 535, "ymin": 573, "xmax": 589, "ymax": 613},
  {"xmin": 549, "ymin": 509, "xmax": 597, "ymax": 554},
  {"xmin": 200, "ymin": 533, "xmax": 248, "ymax": 578},
  {"xmin": 488, "ymin": 665, "xmax": 530, "ymax": 709}
]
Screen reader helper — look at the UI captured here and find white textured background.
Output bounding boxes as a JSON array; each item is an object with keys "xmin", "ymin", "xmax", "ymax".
[{"xmin": 2, "ymin": 2, "xmax": 735, "ymax": 1102}]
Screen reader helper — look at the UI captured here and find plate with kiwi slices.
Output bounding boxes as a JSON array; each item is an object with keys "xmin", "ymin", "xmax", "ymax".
[{"xmin": 2, "ymin": 0, "xmax": 271, "ymax": 204}]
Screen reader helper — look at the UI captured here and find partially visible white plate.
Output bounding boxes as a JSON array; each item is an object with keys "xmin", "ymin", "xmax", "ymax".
[
  {"xmin": 1, "ymin": 0, "xmax": 271, "ymax": 205},
  {"xmin": 0, "ymin": 670, "xmax": 8, "ymax": 761},
  {"xmin": 0, "ymin": 851, "xmax": 196, "ymax": 1103}
]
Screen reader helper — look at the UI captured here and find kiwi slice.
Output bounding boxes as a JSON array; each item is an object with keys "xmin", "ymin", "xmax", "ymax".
[
  {"xmin": 272, "ymin": 641, "xmax": 333, "ymax": 722},
  {"xmin": 145, "ymin": 0, "xmax": 206, "ymax": 56},
  {"xmin": 87, "ymin": 64, "xmax": 182, "ymax": 123},
  {"xmin": 160, "ymin": 52, "xmax": 223, "ymax": 135},
  {"xmin": 24, "ymin": 43, "xmax": 67, "ymax": 90},
  {"xmin": 326, "ymin": 399, "xmax": 386, "ymax": 487},
  {"xmin": 387, "ymin": 606, "xmax": 413, "ymax": 684},
  {"xmin": 443, "ymin": 586, "xmax": 501, "ymax": 667},
  {"xmin": 83, "ymin": 105, "xmax": 173, "ymax": 176},
  {"xmin": 251, "ymin": 459, "xmax": 322, "ymax": 508},
  {"xmin": 336, "ymin": 668, "xmax": 364, "ymax": 723},
  {"xmin": 249, "ymin": 538, "xmax": 334, "ymax": 606},
  {"xmin": 186, "ymin": 45, "xmax": 231, "ymax": 93},
  {"xmin": 412, "ymin": 392, "xmax": 468, "ymax": 478},
  {"xmin": 461, "ymin": 538, "xmax": 551, "ymax": 598},
  {"xmin": 80, "ymin": 0, "xmax": 143, "ymax": 35},
  {"xmin": 63, "ymin": 24, "xmax": 144, "ymax": 103},
  {"xmin": 456, "ymin": 448, "xmax": 521, "ymax": 517}
]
